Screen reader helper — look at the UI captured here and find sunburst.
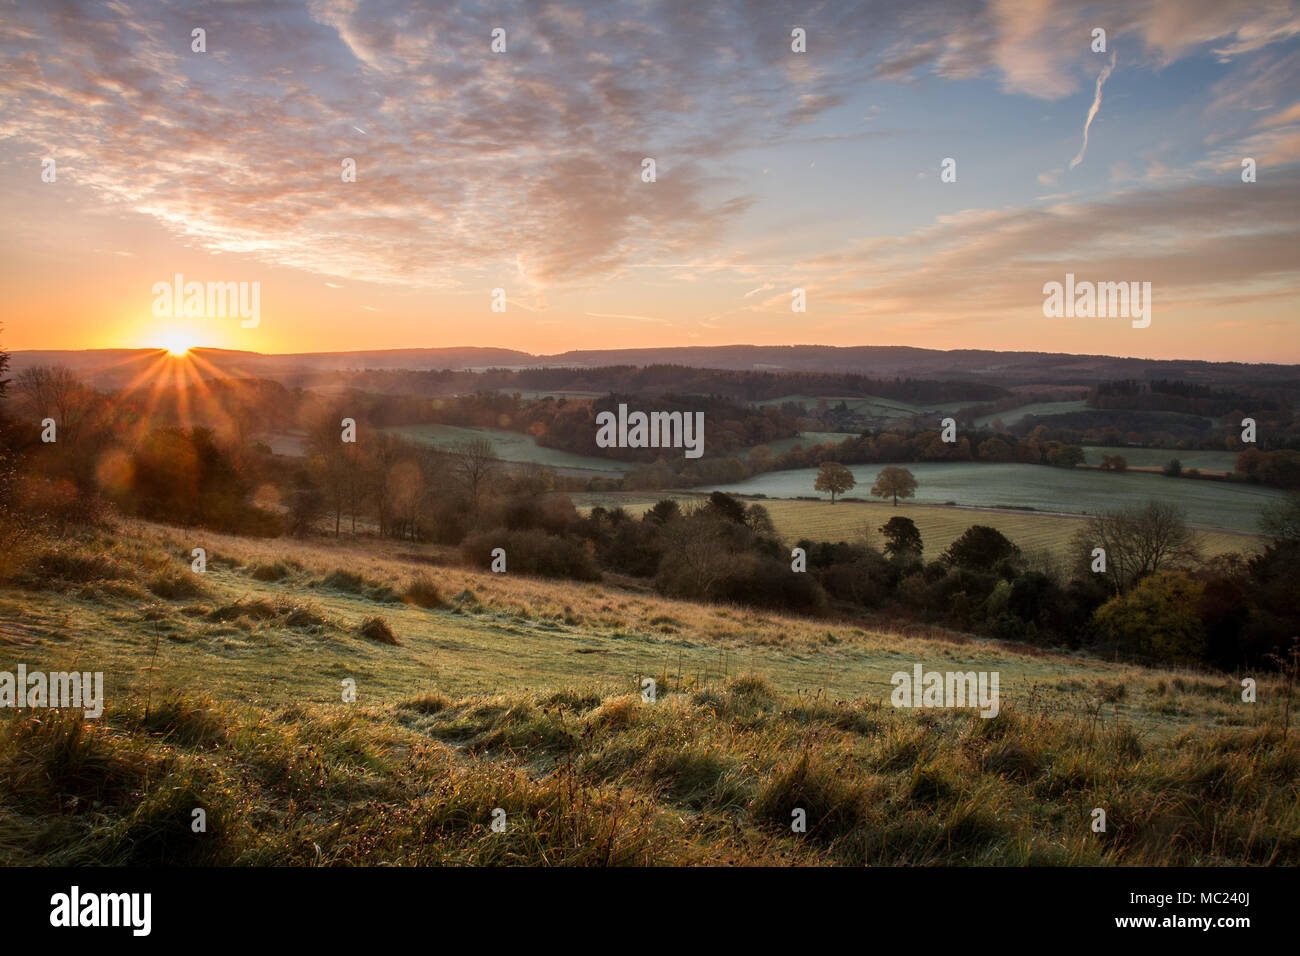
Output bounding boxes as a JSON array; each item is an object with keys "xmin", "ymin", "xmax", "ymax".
[{"xmin": 161, "ymin": 331, "xmax": 194, "ymax": 357}]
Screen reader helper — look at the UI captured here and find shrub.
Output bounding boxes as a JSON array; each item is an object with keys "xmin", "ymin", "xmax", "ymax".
[
  {"xmin": 1091, "ymin": 571, "xmax": 1207, "ymax": 665},
  {"xmin": 321, "ymin": 569, "xmax": 366, "ymax": 592},
  {"xmin": 359, "ymin": 616, "xmax": 400, "ymax": 645},
  {"xmin": 147, "ymin": 571, "xmax": 205, "ymax": 600},
  {"xmin": 249, "ymin": 561, "xmax": 290, "ymax": 582},
  {"xmin": 461, "ymin": 528, "xmax": 601, "ymax": 581},
  {"xmin": 403, "ymin": 573, "xmax": 445, "ymax": 609}
]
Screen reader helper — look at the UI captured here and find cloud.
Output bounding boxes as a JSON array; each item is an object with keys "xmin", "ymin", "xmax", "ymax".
[
  {"xmin": 800, "ymin": 172, "xmax": 1300, "ymax": 323},
  {"xmin": 1, "ymin": 0, "xmax": 1297, "ymax": 307},
  {"xmin": 1070, "ymin": 50, "xmax": 1117, "ymax": 169}
]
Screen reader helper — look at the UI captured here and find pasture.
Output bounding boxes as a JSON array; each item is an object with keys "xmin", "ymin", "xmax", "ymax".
[{"xmin": 704, "ymin": 461, "xmax": 1285, "ymax": 534}]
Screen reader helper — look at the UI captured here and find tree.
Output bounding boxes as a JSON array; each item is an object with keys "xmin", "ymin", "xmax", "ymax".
[
  {"xmin": 644, "ymin": 499, "xmax": 681, "ymax": 526},
  {"xmin": 1099, "ymin": 454, "xmax": 1127, "ymax": 472},
  {"xmin": 1048, "ymin": 445, "xmax": 1085, "ymax": 468},
  {"xmin": 1163, "ymin": 458, "xmax": 1182, "ymax": 477},
  {"xmin": 16, "ymin": 365, "xmax": 92, "ymax": 443},
  {"xmin": 286, "ymin": 475, "xmax": 325, "ymax": 538},
  {"xmin": 1072, "ymin": 500, "xmax": 1204, "ymax": 593},
  {"xmin": 871, "ymin": 465, "xmax": 916, "ymax": 506},
  {"xmin": 705, "ymin": 490, "xmax": 747, "ymax": 524},
  {"xmin": 880, "ymin": 516, "xmax": 922, "ymax": 561},
  {"xmin": 943, "ymin": 525, "xmax": 1020, "ymax": 570},
  {"xmin": 977, "ymin": 438, "xmax": 1015, "ymax": 462},
  {"xmin": 814, "ymin": 461, "xmax": 855, "ymax": 503},
  {"xmin": 1091, "ymin": 571, "xmax": 1207, "ymax": 665},
  {"xmin": 655, "ymin": 515, "xmax": 731, "ymax": 599},
  {"xmin": 306, "ymin": 414, "xmax": 348, "ymax": 535},
  {"xmin": 448, "ymin": 437, "xmax": 497, "ymax": 513},
  {"xmin": 0, "ymin": 324, "xmax": 9, "ymax": 403}
]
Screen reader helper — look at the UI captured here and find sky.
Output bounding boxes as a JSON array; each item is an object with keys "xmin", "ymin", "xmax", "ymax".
[{"xmin": 1, "ymin": 0, "xmax": 1298, "ymax": 361}]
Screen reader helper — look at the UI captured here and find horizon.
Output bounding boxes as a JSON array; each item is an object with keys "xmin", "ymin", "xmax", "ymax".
[
  {"xmin": 1, "ymin": 1, "xmax": 1298, "ymax": 361},
  {"xmin": 8, "ymin": 340, "xmax": 1300, "ymax": 370}
]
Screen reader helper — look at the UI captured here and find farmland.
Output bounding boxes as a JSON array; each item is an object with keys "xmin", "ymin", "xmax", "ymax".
[
  {"xmin": 1082, "ymin": 446, "xmax": 1239, "ymax": 472},
  {"xmin": 704, "ymin": 461, "xmax": 1284, "ymax": 534}
]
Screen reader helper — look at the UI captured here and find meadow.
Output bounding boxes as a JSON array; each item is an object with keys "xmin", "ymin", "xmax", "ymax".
[
  {"xmin": 0, "ymin": 518, "xmax": 1295, "ymax": 866},
  {"xmin": 706, "ymin": 461, "xmax": 1285, "ymax": 534}
]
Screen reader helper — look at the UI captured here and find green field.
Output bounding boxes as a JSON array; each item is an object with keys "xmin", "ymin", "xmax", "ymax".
[{"xmin": 705, "ymin": 461, "xmax": 1284, "ymax": 533}]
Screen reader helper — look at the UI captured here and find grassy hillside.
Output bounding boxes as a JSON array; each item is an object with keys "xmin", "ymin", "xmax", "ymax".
[{"xmin": 0, "ymin": 520, "xmax": 1295, "ymax": 865}]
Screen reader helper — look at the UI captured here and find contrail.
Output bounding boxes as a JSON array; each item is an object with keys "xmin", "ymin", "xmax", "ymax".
[{"xmin": 1069, "ymin": 51, "xmax": 1116, "ymax": 170}]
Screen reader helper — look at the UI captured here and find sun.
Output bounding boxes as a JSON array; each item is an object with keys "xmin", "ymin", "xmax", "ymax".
[{"xmin": 160, "ymin": 332, "xmax": 194, "ymax": 357}]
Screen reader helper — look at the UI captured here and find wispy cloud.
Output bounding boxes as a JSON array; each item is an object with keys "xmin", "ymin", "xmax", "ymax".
[{"xmin": 1070, "ymin": 50, "xmax": 1117, "ymax": 170}]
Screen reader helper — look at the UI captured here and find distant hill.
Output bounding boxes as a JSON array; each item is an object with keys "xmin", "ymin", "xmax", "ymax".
[{"xmin": 10, "ymin": 343, "xmax": 1300, "ymax": 390}]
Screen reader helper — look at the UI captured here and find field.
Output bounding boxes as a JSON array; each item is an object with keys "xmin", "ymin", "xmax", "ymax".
[
  {"xmin": 974, "ymin": 401, "xmax": 1091, "ymax": 428},
  {"xmin": 753, "ymin": 431, "xmax": 859, "ymax": 455},
  {"xmin": 573, "ymin": 494, "xmax": 1261, "ymax": 562},
  {"xmin": 1, "ymin": 519, "xmax": 1296, "ymax": 865},
  {"xmin": 705, "ymin": 461, "xmax": 1285, "ymax": 534},
  {"xmin": 381, "ymin": 424, "xmax": 633, "ymax": 474},
  {"xmin": 380, "ymin": 424, "xmax": 858, "ymax": 470},
  {"xmin": 751, "ymin": 394, "xmax": 969, "ymax": 423},
  {"xmin": 1082, "ymin": 446, "xmax": 1239, "ymax": 472}
]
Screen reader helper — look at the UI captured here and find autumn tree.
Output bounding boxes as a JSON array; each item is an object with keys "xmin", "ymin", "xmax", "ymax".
[
  {"xmin": 871, "ymin": 465, "xmax": 917, "ymax": 506},
  {"xmin": 814, "ymin": 461, "xmax": 855, "ymax": 503},
  {"xmin": 1091, "ymin": 571, "xmax": 1207, "ymax": 665}
]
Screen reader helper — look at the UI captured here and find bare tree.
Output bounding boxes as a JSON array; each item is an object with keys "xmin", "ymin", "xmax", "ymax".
[
  {"xmin": 657, "ymin": 515, "xmax": 731, "ymax": 599},
  {"xmin": 306, "ymin": 416, "xmax": 347, "ymax": 536},
  {"xmin": 17, "ymin": 365, "xmax": 92, "ymax": 441},
  {"xmin": 1073, "ymin": 500, "xmax": 1204, "ymax": 593},
  {"xmin": 448, "ymin": 437, "xmax": 497, "ymax": 512}
]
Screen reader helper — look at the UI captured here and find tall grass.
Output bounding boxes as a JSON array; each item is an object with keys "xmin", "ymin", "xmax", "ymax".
[{"xmin": 0, "ymin": 678, "xmax": 1294, "ymax": 866}]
